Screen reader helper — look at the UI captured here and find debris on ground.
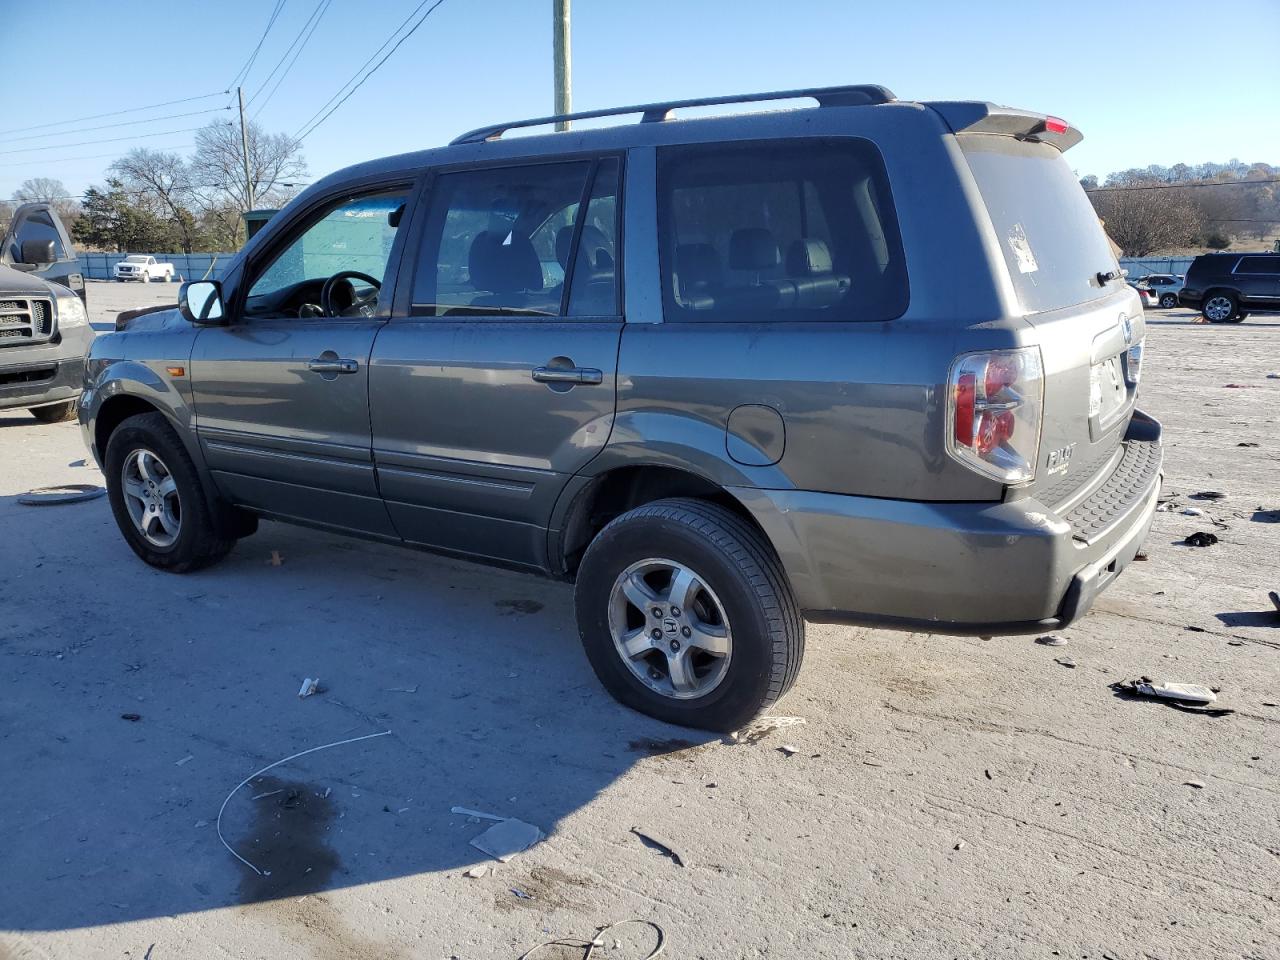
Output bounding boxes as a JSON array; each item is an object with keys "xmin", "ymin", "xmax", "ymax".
[
  {"xmin": 120, "ymin": 713, "xmax": 141, "ymax": 722},
  {"xmin": 216, "ymin": 730, "xmax": 392, "ymax": 876},
  {"xmin": 1114, "ymin": 679, "xmax": 1218, "ymax": 704},
  {"xmin": 450, "ymin": 805, "xmax": 506, "ymax": 821},
  {"xmin": 1184, "ymin": 780, "xmax": 1205, "ymax": 789},
  {"xmin": 469, "ymin": 817, "xmax": 544, "ymax": 862},
  {"xmin": 17, "ymin": 484, "xmax": 107, "ymax": 506},
  {"xmin": 1184, "ymin": 532, "xmax": 1218, "ymax": 547},
  {"xmin": 510, "ymin": 887, "xmax": 534, "ymax": 900},
  {"xmin": 517, "ymin": 919, "xmax": 665, "ymax": 960},
  {"xmin": 464, "ymin": 865, "xmax": 488, "ymax": 879},
  {"xmin": 1181, "ymin": 507, "xmax": 1206, "ymax": 517},
  {"xmin": 1237, "ymin": 442, "xmax": 1259, "ymax": 447},
  {"xmin": 777, "ymin": 744, "xmax": 799, "ymax": 757},
  {"xmin": 1189, "ymin": 491, "xmax": 1227, "ymax": 501},
  {"xmin": 385, "ymin": 685, "xmax": 418, "ymax": 694},
  {"xmin": 268, "ymin": 550, "xmax": 284, "ymax": 566},
  {"xmin": 175, "ymin": 754, "xmax": 194, "ymax": 767},
  {"xmin": 1054, "ymin": 656, "xmax": 1077, "ymax": 669},
  {"xmin": 297, "ymin": 677, "xmax": 320, "ymax": 698},
  {"xmin": 954, "ymin": 840, "xmax": 966, "ymax": 851},
  {"xmin": 1036, "ymin": 635, "xmax": 1068, "ymax": 647},
  {"xmin": 251, "ymin": 788, "xmax": 284, "ymax": 801},
  {"xmin": 630, "ymin": 827, "xmax": 686, "ymax": 867},
  {"xmin": 734, "ymin": 715, "xmax": 806, "ymax": 744}
]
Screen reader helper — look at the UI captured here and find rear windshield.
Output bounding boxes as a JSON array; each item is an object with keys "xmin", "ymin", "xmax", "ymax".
[{"xmin": 960, "ymin": 135, "xmax": 1118, "ymax": 314}]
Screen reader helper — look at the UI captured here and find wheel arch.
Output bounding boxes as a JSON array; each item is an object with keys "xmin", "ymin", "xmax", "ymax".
[{"xmin": 550, "ymin": 462, "xmax": 772, "ymax": 579}]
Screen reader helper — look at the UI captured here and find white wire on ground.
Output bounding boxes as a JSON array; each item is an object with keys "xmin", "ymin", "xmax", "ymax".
[{"xmin": 216, "ymin": 729, "xmax": 392, "ymax": 876}]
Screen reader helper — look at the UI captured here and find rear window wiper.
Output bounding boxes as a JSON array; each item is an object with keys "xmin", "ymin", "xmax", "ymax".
[{"xmin": 1096, "ymin": 269, "xmax": 1121, "ymax": 286}]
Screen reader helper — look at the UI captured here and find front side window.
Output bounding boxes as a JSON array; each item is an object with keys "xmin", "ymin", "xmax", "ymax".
[
  {"xmin": 411, "ymin": 157, "xmax": 620, "ymax": 318},
  {"xmin": 657, "ymin": 138, "xmax": 907, "ymax": 323},
  {"xmin": 9, "ymin": 210, "xmax": 65, "ymax": 262},
  {"xmin": 246, "ymin": 190, "xmax": 408, "ymax": 318}
]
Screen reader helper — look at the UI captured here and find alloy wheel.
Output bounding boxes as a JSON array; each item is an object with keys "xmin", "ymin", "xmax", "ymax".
[
  {"xmin": 121, "ymin": 448, "xmax": 182, "ymax": 547},
  {"xmin": 1204, "ymin": 296, "xmax": 1234, "ymax": 322},
  {"xmin": 607, "ymin": 557, "xmax": 732, "ymax": 700}
]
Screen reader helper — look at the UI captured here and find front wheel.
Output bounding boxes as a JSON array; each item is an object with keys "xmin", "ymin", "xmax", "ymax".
[
  {"xmin": 29, "ymin": 399, "xmax": 78, "ymax": 423},
  {"xmin": 1159, "ymin": 293, "xmax": 1178, "ymax": 308},
  {"xmin": 1203, "ymin": 293, "xmax": 1238, "ymax": 323},
  {"xmin": 574, "ymin": 498, "xmax": 804, "ymax": 731},
  {"xmin": 104, "ymin": 412, "xmax": 234, "ymax": 572},
  {"xmin": 141, "ymin": 273, "xmax": 151, "ymax": 283}
]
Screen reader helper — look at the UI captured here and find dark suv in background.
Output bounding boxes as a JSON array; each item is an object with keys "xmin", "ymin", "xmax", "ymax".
[
  {"xmin": 1179, "ymin": 253, "xmax": 1280, "ymax": 322},
  {"xmin": 80, "ymin": 85, "xmax": 1162, "ymax": 731}
]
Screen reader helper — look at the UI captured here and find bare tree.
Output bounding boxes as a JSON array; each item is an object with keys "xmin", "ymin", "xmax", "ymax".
[
  {"xmin": 187, "ymin": 118, "xmax": 306, "ymax": 246},
  {"xmin": 1089, "ymin": 184, "xmax": 1201, "ymax": 257},
  {"xmin": 12, "ymin": 177, "xmax": 81, "ymax": 225},
  {"xmin": 110, "ymin": 149, "xmax": 199, "ymax": 253}
]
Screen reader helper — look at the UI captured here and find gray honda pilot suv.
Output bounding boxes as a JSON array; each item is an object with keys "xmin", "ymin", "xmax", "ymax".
[{"xmin": 80, "ymin": 85, "xmax": 1162, "ymax": 731}]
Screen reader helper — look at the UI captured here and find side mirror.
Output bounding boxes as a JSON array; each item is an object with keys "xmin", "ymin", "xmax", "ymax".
[
  {"xmin": 20, "ymin": 239, "xmax": 56, "ymax": 266},
  {"xmin": 178, "ymin": 280, "xmax": 225, "ymax": 325}
]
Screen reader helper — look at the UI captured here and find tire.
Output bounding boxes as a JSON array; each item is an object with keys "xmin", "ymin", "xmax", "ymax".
[
  {"xmin": 1202, "ymin": 292, "xmax": 1238, "ymax": 323},
  {"xmin": 574, "ymin": 497, "xmax": 804, "ymax": 732},
  {"xmin": 142, "ymin": 273, "xmax": 151, "ymax": 283},
  {"xmin": 29, "ymin": 399, "xmax": 78, "ymax": 423},
  {"xmin": 103, "ymin": 412, "xmax": 234, "ymax": 572},
  {"xmin": 1159, "ymin": 293, "xmax": 1177, "ymax": 308}
]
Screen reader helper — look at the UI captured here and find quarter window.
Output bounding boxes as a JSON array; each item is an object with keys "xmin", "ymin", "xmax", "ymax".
[
  {"xmin": 411, "ymin": 158, "xmax": 620, "ymax": 318},
  {"xmin": 656, "ymin": 139, "xmax": 907, "ymax": 323}
]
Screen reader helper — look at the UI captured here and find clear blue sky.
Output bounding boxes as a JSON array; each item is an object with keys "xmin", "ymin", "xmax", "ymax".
[{"xmin": 3, "ymin": 0, "xmax": 1278, "ymax": 201}]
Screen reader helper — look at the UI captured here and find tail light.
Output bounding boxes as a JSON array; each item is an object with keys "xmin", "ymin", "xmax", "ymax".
[
  {"xmin": 946, "ymin": 347, "xmax": 1044, "ymax": 483},
  {"xmin": 1125, "ymin": 338, "xmax": 1143, "ymax": 386}
]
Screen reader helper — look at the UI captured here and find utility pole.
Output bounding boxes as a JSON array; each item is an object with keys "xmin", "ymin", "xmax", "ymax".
[
  {"xmin": 553, "ymin": 0, "xmax": 571, "ymax": 131},
  {"xmin": 237, "ymin": 86, "xmax": 255, "ymax": 211}
]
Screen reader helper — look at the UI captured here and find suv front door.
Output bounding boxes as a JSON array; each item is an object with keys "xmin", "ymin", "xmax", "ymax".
[
  {"xmin": 370, "ymin": 157, "xmax": 623, "ymax": 568},
  {"xmin": 1234, "ymin": 255, "xmax": 1280, "ymax": 309},
  {"xmin": 189, "ymin": 187, "xmax": 412, "ymax": 536}
]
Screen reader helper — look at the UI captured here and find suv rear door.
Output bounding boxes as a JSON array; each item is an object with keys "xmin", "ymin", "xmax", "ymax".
[
  {"xmin": 959, "ymin": 135, "xmax": 1142, "ymax": 518},
  {"xmin": 1233, "ymin": 255, "xmax": 1280, "ymax": 308},
  {"xmin": 370, "ymin": 156, "xmax": 622, "ymax": 569}
]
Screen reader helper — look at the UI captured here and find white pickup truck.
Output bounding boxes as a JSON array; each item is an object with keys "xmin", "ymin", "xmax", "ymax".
[{"xmin": 114, "ymin": 255, "xmax": 174, "ymax": 282}]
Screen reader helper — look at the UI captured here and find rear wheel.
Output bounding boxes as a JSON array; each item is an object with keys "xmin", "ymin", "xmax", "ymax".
[
  {"xmin": 104, "ymin": 412, "xmax": 234, "ymax": 572},
  {"xmin": 29, "ymin": 400, "xmax": 78, "ymax": 423},
  {"xmin": 1202, "ymin": 293, "xmax": 1238, "ymax": 323},
  {"xmin": 1159, "ymin": 293, "xmax": 1177, "ymax": 308},
  {"xmin": 574, "ymin": 497, "xmax": 803, "ymax": 731}
]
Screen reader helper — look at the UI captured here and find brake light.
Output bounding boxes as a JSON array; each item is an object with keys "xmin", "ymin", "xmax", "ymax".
[
  {"xmin": 1044, "ymin": 116, "xmax": 1069, "ymax": 134},
  {"xmin": 946, "ymin": 347, "xmax": 1044, "ymax": 484}
]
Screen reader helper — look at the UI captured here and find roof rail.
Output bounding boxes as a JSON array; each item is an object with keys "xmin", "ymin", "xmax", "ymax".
[{"xmin": 450, "ymin": 84, "xmax": 896, "ymax": 145}]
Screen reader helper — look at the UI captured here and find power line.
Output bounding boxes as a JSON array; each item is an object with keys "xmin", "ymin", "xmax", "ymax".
[
  {"xmin": 249, "ymin": 0, "xmax": 332, "ymax": 112},
  {"xmin": 228, "ymin": 0, "xmax": 288, "ymax": 90},
  {"xmin": 1, "ymin": 107, "xmax": 230, "ymax": 145},
  {"xmin": 0, "ymin": 125, "xmax": 230, "ymax": 158},
  {"xmin": 0, "ymin": 92, "xmax": 229, "ymax": 137},
  {"xmin": 0, "ymin": 145, "xmax": 197, "ymax": 168},
  {"xmin": 294, "ymin": 0, "xmax": 447, "ymax": 142},
  {"xmin": 1086, "ymin": 177, "xmax": 1280, "ymax": 193}
]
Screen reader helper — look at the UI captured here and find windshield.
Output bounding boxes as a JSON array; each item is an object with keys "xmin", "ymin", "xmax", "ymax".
[
  {"xmin": 960, "ymin": 135, "xmax": 1118, "ymax": 314},
  {"xmin": 125, "ymin": 256, "xmax": 149, "ymax": 263}
]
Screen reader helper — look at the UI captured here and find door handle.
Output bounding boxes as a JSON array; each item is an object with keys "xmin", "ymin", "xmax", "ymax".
[
  {"xmin": 307, "ymin": 357, "xmax": 359, "ymax": 374},
  {"xmin": 532, "ymin": 365, "xmax": 603, "ymax": 385}
]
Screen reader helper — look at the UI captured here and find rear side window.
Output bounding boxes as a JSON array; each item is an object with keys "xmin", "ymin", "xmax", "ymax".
[
  {"xmin": 411, "ymin": 158, "xmax": 620, "ymax": 318},
  {"xmin": 960, "ymin": 136, "xmax": 1118, "ymax": 314},
  {"xmin": 656, "ymin": 138, "xmax": 908, "ymax": 323},
  {"xmin": 1236, "ymin": 256, "xmax": 1280, "ymax": 274}
]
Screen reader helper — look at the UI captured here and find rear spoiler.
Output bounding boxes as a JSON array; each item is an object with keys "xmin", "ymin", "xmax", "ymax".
[{"xmin": 926, "ymin": 102, "xmax": 1083, "ymax": 152}]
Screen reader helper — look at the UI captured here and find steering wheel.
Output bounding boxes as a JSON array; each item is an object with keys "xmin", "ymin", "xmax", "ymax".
[{"xmin": 320, "ymin": 271, "xmax": 382, "ymax": 317}]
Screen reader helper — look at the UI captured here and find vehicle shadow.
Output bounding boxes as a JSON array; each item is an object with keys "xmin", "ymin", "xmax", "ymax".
[
  {"xmin": 0, "ymin": 493, "xmax": 715, "ymax": 932},
  {"xmin": 1215, "ymin": 610, "xmax": 1279, "ymax": 629}
]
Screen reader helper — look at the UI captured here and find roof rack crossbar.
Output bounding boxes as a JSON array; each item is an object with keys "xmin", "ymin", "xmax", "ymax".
[{"xmin": 450, "ymin": 84, "xmax": 896, "ymax": 145}]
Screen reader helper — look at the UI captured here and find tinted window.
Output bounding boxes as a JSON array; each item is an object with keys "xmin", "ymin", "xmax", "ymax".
[
  {"xmin": 657, "ymin": 139, "xmax": 907, "ymax": 323},
  {"xmin": 961, "ymin": 135, "xmax": 1118, "ymax": 313},
  {"xmin": 9, "ymin": 210, "xmax": 65, "ymax": 262},
  {"xmin": 412, "ymin": 160, "xmax": 603, "ymax": 317},
  {"xmin": 1236, "ymin": 256, "xmax": 1280, "ymax": 274},
  {"xmin": 567, "ymin": 158, "xmax": 620, "ymax": 316},
  {"xmin": 248, "ymin": 191, "xmax": 408, "ymax": 315}
]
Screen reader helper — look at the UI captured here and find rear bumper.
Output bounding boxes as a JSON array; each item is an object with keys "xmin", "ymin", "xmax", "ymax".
[
  {"xmin": 0, "ymin": 354, "xmax": 84, "ymax": 411},
  {"xmin": 734, "ymin": 412, "xmax": 1163, "ymax": 635}
]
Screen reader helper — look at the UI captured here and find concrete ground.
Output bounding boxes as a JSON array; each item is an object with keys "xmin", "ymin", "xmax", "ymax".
[{"xmin": 1, "ymin": 281, "xmax": 1277, "ymax": 959}]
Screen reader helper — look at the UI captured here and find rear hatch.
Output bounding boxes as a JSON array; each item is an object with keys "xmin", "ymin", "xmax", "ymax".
[{"xmin": 957, "ymin": 131, "xmax": 1143, "ymax": 511}]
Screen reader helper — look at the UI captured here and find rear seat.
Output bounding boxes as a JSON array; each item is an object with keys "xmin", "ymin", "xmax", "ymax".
[{"xmin": 674, "ymin": 231, "xmax": 851, "ymax": 314}]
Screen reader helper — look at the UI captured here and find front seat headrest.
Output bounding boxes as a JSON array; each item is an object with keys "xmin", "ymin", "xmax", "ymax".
[{"xmin": 468, "ymin": 230, "xmax": 543, "ymax": 293}]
